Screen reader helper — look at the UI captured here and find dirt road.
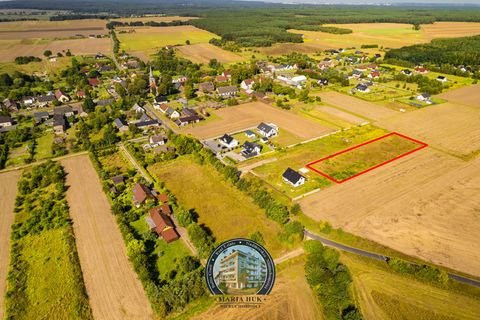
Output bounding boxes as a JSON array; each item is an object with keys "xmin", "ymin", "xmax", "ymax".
[
  {"xmin": 62, "ymin": 155, "xmax": 153, "ymax": 320},
  {"xmin": 0, "ymin": 170, "xmax": 21, "ymax": 319}
]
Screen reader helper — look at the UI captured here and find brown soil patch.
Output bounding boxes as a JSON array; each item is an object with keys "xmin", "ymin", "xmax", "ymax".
[
  {"xmin": 0, "ymin": 170, "xmax": 21, "ymax": 320},
  {"xmin": 0, "ymin": 19, "xmax": 107, "ymax": 38},
  {"xmin": 436, "ymin": 84, "xmax": 480, "ymax": 108},
  {"xmin": 177, "ymin": 43, "xmax": 244, "ymax": 64},
  {"xmin": 316, "ymin": 91, "xmax": 399, "ymax": 121},
  {"xmin": 376, "ymin": 102, "xmax": 480, "ymax": 157},
  {"xmin": 193, "ymin": 258, "xmax": 323, "ymax": 320},
  {"xmin": 62, "ymin": 155, "xmax": 153, "ymax": 320},
  {"xmin": 299, "ymin": 148, "xmax": 480, "ymax": 277},
  {"xmin": 183, "ymin": 101, "xmax": 335, "ymax": 140},
  {"xmin": 317, "ymin": 105, "xmax": 368, "ymax": 125},
  {"xmin": 0, "ymin": 38, "xmax": 111, "ymax": 62}
]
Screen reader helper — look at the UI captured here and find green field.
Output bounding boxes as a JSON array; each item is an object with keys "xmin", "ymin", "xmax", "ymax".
[
  {"xmin": 34, "ymin": 133, "xmax": 53, "ymax": 160},
  {"xmin": 309, "ymin": 133, "xmax": 422, "ymax": 182},
  {"xmin": 249, "ymin": 125, "xmax": 388, "ymax": 198},
  {"xmin": 343, "ymin": 253, "xmax": 480, "ymax": 320},
  {"xmin": 118, "ymin": 26, "xmax": 219, "ymax": 52},
  {"xmin": 293, "ymin": 103, "xmax": 355, "ymax": 129},
  {"xmin": 149, "ymin": 155, "xmax": 286, "ymax": 257}
]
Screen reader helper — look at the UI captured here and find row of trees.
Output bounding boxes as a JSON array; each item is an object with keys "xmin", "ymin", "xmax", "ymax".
[{"xmin": 106, "ymin": 19, "xmax": 189, "ymax": 29}]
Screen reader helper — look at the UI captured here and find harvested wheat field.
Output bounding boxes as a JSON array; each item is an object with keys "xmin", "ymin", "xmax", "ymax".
[
  {"xmin": 183, "ymin": 101, "xmax": 335, "ymax": 140},
  {"xmin": 316, "ymin": 91, "xmax": 398, "ymax": 121},
  {"xmin": 0, "ymin": 38, "xmax": 111, "ymax": 62},
  {"xmin": 377, "ymin": 102, "xmax": 480, "ymax": 158},
  {"xmin": 177, "ymin": 43, "xmax": 244, "ymax": 64},
  {"xmin": 421, "ymin": 22, "xmax": 480, "ymax": 40},
  {"xmin": 317, "ymin": 105, "xmax": 369, "ymax": 125},
  {"xmin": 0, "ymin": 170, "xmax": 21, "ymax": 320},
  {"xmin": 193, "ymin": 257, "xmax": 323, "ymax": 320},
  {"xmin": 62, "ymin": 155, "xmax": 153, "ymax": 320},
  {"xmin": 299, "ymin": 148, "xmax": 480, "ymax": 278},
  {"xmin": 0, "ymin": 19, "xmax": 107, "ymax": 39},
  {"xmin": 436, "ymin": 84, "xmax": 480, "ymax": 108}
]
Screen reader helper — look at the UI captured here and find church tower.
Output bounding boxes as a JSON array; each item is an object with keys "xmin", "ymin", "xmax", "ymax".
[{"xmin": 149, "ymin": 66, "xmax": 157, "ymax": 95}]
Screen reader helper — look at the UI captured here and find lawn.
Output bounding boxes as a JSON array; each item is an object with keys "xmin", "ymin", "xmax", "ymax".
[
  {"xmin": 342, "ymin": 253, "xmax": 480, "ymax": 320},
  {"xmin": 34, "ymin": 133, "xmax": 53, "ymax": 160},
  {"xmin": 14, "ymin": 228, "xmax": 92, "ymax": 320},
  {"xmin": 5, "ymin": 143, "xmax": 29, "ymax": 167},
  {"xmin": 308, "ymin": 133, "xmax": 425, "ymax": 182},
  {"xmin": 249, "ymin": 125, "xmax": 388, "ymax": 198},
  {"xmin": 98, "ymin": 152, "xmax": 133, "ymax": 176},
  {"xmin": 118, "ymin": 26, "xmax": 219, "ymax": 52},
  {"xmin": 149, "ymin": 155, "xmax": 286, "ymax": 257},
  {"xmin": 293, "ymin": 103, "xmax": 354, "ymax": 129}
]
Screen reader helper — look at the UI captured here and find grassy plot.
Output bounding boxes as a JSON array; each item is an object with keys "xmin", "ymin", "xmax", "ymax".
[
  {"xmin": 118, "ymin": 26, "xmax": 219, "ymax": 52},
  {"xmin": 308, "ymin": 133, "xmax": 425, "ymax": 182},
  {"xmin": 249, "ymin": 125, "xmax": 388, "ymax": 198},
  {"xmin": 149, "ymin": 155, "xmax": 285, "ymax": 257},
  {"xmin": 34, "ymin": 133, "xmax": 54, "ymax": 160},
  {"xmin": 5, "ymin": 161, "xmax": 92, "ymax": 320},
  {"xmin": 342, "ymin": 253, "xmax": 480, "ymax": 320}
]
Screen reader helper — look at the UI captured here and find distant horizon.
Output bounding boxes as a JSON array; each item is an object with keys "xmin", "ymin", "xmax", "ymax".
[{"xmin": 239, "ymin": 0, "xmax": 480, "ymax": 5}]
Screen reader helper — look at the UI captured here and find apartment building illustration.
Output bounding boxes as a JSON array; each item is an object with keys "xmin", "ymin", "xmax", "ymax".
[{"xmin": 215, "ymin": 249, "xmax": 267, "ymax": 289}]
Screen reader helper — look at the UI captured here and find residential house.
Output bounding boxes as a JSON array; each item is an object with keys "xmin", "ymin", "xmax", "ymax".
[
  {"xmin": 133, "ymin": 183, "xmax": 154, "ymax": 207},
  {"xmin": 114, "ymin": 118, "xmax": 129, "ymax": 133},
  {"xmin": 37, "ymin": 94, "xmax": 56, "ymax": 107},
  {"xmin": 73, "ymin": 105, "xmax": 88, "ymax": 118},
  {"xmin": 257, "ymin": 122, "xmax": 278, "ymax": 138},
  {"xmin": 199, "ymin": 82, "xmax": 215, "ymax": 93},
  {"xmin": 414, "ymin": 67, "xmax": 428, "ymax": 74},
  {"xmin": 350, "ymin": 70, "xmax": 363, "ymax": 79},
  {"xmin": 111, "ymin": 175, "xmax": 125, "ymax": 185},
  {"xmin": 33, "ymin": 112, "xmax": 50, "ymax": 124},
  {"xmin": 282, "ymin": 168, "xmax": 306, "ymax": 187},
  {"xmin": 290, "ymin": 75, "xmax": 307, "ymax": 87},
  {"xmin": 217, "ymin": 86, "xmax": 238, "ymax": 98},
  {"xmin": 368, "ymin": 71, "xmax": 380, "ymax": 79},
  {"xmin": 145, "ymin": 207, "xmax": 179, "ymax": 243},
  {"xmin": 76, "ymin": 90, "xmax": 86, "ymax": 99},
  {"xmin": 54, "ymin": 105, "xmax": 75, "ymax": 117},
  {"xmin": 416, "ymin": 93, "xmax": 433, "ymax": 104},
  {"xmin": 88, "ymin": 78, "xmax": 101, "ymax": 87},
  {"xmin": 219, "ymin": 134, "xmax": 238, "ymax": 149},
  {"xmin": 175, "ymin": 115, "xmax": 201, "ymax": 126},
  {"xmin": 222, "ymin": 71, "xmax": 232, "ymax": 79},
  {"xmin": 182, "ymin": 107, "xmax": 199, "ymax": 117},
  {"xmin": 241, "ymin": 141, "xmax": 262, "ymax": 158},
  {"xmin": 153, "ymin": 95, "xmax": 168, "ymax": 109},
  {"xmin": 53, "ymin": 114, "xmax": 66, "ymax": 135},
  {"xmin": 153, "ymin": 145, "xmax": 176, "ymax": 155},
  {"xmin": 149, "ymin": 135, "xmax": 167, "ymax": 147},
  {"xmin": 55, "ymin": 90, "xmax": 70, "ymax": 103},
  {"xmin": 355, "ymin": 84, "xmax": 370, "ymax": 93},
  {"xmin": 245, "ymin": 130, "xmax": 256, "ymax": 139},
  {"xmin": 318, "ymin": 61, "xmax": 332, "ymax": 70},
  {"xmin": 127, "ymin": 60, "xmax": 139, "ymax": 69},
  {"xmin": 2, "ymin": 99, "xmax": 18, "ymax": 112},
  {"xmin": 215, "ymin": 75, "xmax": 228, "ymax": 83},
  {"xmin": 174, "ymin": 82, "xmax": 184, "ymax": 92},
  {"xmin": 317, "ymin": 78, "xmax": 329, "ymax": 86},
  {"xmin": 136, "ymin": 119, "xmax": 160, "ymax": 129},
  {"xmin": 172, "ymin": 76, "xmax": 187, "ymax": 84},
  {"xmin": 22, "ymin": 96, "xmax": 35, "ymax": 107},
  {"xmin": 241, "ymin": 79, "xmax": 255, "ymax": 91},
  {"xmin": 132, "ymin": 103, "xmax": 145, "ymax": 113},
  {"xmin": 401, "ymin": 69, "xmax": 413, "ymax": 76},
  {"xmin": 0, "ymin": 116, "xmax": 13, "ymax": 128},
  {"xmin": 436, "ymin": 76, "xmax": 447, "ymax": 83},
  {"xmin": 165, "ymin": 107, "xmax": 180, "ymax": 119}
]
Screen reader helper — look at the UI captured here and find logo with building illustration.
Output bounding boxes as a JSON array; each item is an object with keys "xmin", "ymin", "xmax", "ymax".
[{"xmin": 206, "ymin": 238, "xmax": 275, "ymax": 297}]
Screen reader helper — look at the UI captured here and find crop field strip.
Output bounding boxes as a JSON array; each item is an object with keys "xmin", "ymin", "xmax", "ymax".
[{"xmin": 307, "ymin": 132, "xmax": 428, "ymax": 183}]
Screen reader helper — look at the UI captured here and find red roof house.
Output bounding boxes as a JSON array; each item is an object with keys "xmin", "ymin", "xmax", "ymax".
[
  {"xmin": 146, "ymin": 207, "xmax": 179, "ymax": 243},
  {"xmin": 133, "ymin": 183, "xmax": 154, "ymax": 207}
]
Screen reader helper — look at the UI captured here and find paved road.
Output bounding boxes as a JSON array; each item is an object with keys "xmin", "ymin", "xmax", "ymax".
[
  {"xmin": 304, "ymin": 230, "xmax": 480, "ymax": 288},
  {"xmin": 143, "ymin": 104, "xmax": 174, "ymax": 133}
]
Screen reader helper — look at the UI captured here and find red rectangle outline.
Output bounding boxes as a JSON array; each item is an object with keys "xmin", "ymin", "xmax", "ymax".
[{"xmin": 306, "ymin": 132, "xmax": 428, "ymax": 184}]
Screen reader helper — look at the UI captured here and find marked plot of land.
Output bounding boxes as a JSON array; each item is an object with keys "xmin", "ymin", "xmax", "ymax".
[
  {"xmin": 0, "ymin": 171, "xmax": 21, "ymax": 320},
  {"xmin": 62, "ymin": 155, "xmax": 153, "ymax": 320},
  {"xmin": 177, "ymin": 43, "xmax": 245, "ymax": 64},
  {"xmin": 317, "ymin": 106, "xmax": 368, "ymax": 126},
  {"xmin": 307, "ymin": 133, "xmax": 427, "ymax": 183}
]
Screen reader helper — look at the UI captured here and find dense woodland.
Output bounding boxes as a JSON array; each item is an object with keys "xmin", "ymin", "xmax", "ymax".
[{"xmin": 385, "ymin": 35, "xmax": 480, "ymax": 69}]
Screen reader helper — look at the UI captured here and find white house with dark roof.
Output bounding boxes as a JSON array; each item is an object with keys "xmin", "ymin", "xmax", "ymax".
[
  {"xmin": 355, "ymin": 84, "xmax": 370, "ymax": 93},
  {"xmin": 113, "ymin": 118, "xmax": 129, "ymax": 133},
  {"xmin": 132, "ymin": 103, "xmax": 145, "ymax": 113},
  {"xmin": 282, "ymin": 168, "xmax": 306, "ymax": 187},
  {"xmin": 241, "ymin": 79, "xmax": 255, "ymax": 91},
  {"xmin": 436, "ymin": 75, "xmax": 447, "ymax": 83},
  {"xmin": 241, "ymin": 141, "xmax": 262, "ymax": 158},
  {"xmin": 257, "ymin": 122, "xmax": 278, "ymax": 138},
  {"xmin": 0, "ymin": 116, "xmax": 13, "ymax": 128},
  {"xmin": 217, "ymin": 86, "xmax": 238, "ymax": 98},
  {"xmin": 416, "ymin": 93, "xmax": 433, "ymax": 104},
  {"xmin": 219, "ymin": 134, "xmax": 238, "ymax": 149}
]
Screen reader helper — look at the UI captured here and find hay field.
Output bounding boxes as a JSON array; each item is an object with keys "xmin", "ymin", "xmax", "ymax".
[
  {"xmin": 436, "ymin": 84, "xmax": 480, "ymax": 108},
  {"xmin": 299, "ymin": 148, "xmax": 480, "ymax": 278},
  {"xmin": 193, "ymin": 257, "xmax": 323, "ymax": 320},
  {"xmin": 62, "ymin": 155, "xmax": 153, "ymax": 320},
  {"xmin": 111, "ymin": 16, "xmax": 197, "ymax": 23},
  {"xmin": 343, "ymin": 254, "xmax": 480, "ymax": 320},
  {"xmin": 0, "ymin": 38, "xmax": 111, "ymax": 62},
  {"xmin": 315, "ymin": 91, "xmax": 399, "ymax": 121},
  {"xmin": 118, "ymin": 25, "xmax": 218, "ymax": 52},
  {"xmin": 317, "ymin": 106, "xmax": 368, "ymax": 126},
  {"xmin": 377, "ymin": 102, "xmax": 480, "ymax": 158},
  {"xmin": 177, "ymin": 43, "xmax": 245, "ymax": 64},
  {"xmin": 182, "ymin": 101, "xmax": 335, "ymax": 140},
  {"xmin": 284, "ymin": 22, "xmax": 480, "ymax": 51},
  {"xmin": 0, "ymin": 19, "xmax": 107, "ymax": 38},
  {"xmin": 0, "ymin": 170, "xmax": 21, "ymax": 320}
]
